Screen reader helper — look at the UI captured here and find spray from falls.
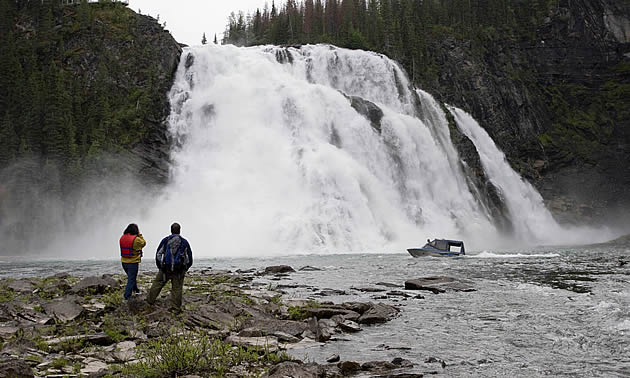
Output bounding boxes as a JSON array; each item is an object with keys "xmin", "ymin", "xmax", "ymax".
[{"xmin": 143, "ymin": 44, "xmax": 555, "ymax": 256}]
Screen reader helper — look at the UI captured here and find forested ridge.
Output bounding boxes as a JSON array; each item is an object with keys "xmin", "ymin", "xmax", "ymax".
[
  {"xmin": 223, "ymin": 0, "xmax": 564, "ymax": 82},
  {"xmin": 0, "ymin": 0, "xmax": 178, "ymax": 181}
]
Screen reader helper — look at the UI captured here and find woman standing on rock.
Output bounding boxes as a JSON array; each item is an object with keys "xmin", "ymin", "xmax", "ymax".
[{"xmin": 120, "ymin": 223, "xmax": 146, "ymax": 301}]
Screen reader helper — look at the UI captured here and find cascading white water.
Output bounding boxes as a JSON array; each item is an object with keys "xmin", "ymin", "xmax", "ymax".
[
  {"xmin": 142, "ymin": 44, "xmax": 507, "ymax": 256},
  {"xmin": 448, "ymin": 106, "xmax": 613, "ymax": 245},
  {"xmin": 142, "ymin": 44, "xmax": 607, "ymax": 257}
]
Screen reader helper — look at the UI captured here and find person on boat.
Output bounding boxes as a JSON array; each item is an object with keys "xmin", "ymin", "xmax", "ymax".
[
  {"xmin": 147, "ymin": 222, "xmax": 193, "ymax": 313},
  {"xmin": 120, "ymin": 223, "xmax": 146, "ymax": 301}
]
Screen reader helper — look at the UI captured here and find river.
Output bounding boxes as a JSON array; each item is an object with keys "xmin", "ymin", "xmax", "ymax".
[{"xmin": 2, "ymin": 244, "xmax": 628, "ymax": 377}]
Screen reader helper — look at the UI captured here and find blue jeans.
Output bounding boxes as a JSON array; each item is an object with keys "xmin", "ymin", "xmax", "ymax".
[{"xmin": 122, "ymin": 262, "xmax": 139, "ymax": 300}]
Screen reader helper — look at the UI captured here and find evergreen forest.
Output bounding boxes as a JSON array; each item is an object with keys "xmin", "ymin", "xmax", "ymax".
[
  {"xmin": 222, "ymin": 0, "xmax": 562, "ymax": 83},
  {"xmin": 0, "ymin": 0, "xmax": 167, "ymax": 179}
]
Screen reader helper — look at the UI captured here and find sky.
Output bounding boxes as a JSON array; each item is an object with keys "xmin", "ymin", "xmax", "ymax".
[{"xmin": 129, "ymin": 0, "xmax": 270, "ymax": 46}]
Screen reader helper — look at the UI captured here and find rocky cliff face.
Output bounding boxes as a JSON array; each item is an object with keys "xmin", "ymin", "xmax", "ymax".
[{"xmin": 418, "ymin": 0, "xmax": 630, "ymax": 224}]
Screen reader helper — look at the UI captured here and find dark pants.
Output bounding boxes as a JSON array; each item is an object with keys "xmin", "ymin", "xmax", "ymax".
[
  {"xmin": 122, "ymin": 262, "xmax": 139, "ymax": 300},
  {"xmin": 147, "ymin": 270, "xmax": 185, "ymax": 311}
]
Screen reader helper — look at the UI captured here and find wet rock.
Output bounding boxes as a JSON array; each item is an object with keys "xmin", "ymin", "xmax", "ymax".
[
  {"xmin": 357, "ymin": 303, "xmax": 399, "ymax": 324},
  {"xmin": 305, "ymin": 306, "xmax": 358, "ymax": 320},
  {"xmin": 264, "ymin": 361, "xmax": 328, "ymax": 378},
  {"xmin": 272, "ymin": 331, "xmax": 300, "ymax": 343},
  {"xmin": 386, "ymin": 291, "xmax": 411, "ymax": 298},
  {"xmin": 317, "ymin": 319, "xmax": 337, "ymax": 341},
  {"xmin": 338, "ymin": 360, "xmax": 361, "ymax": 375},
  {"xmin": 0, "ymin": 358, "xmax": 34, "ymax": 378},
  {"xmin": 376, "ymin": 282, "xmax": 402, "ymax": 288},
  {"xmin": 361, "ymin": 360, "xmax": 397, "ymax": 371},
  {"xmin": 392, "ymin": 357, "xmax": 414, "ymax": 368},
  {"xmin": 226, "ymin": 335, "xmax": 279, "ymax": 352},
  {"xmin": 352, "ymin": 286, "xmax": 387, "ymax": 293},
  {"xmin": 327, "ymin": 354, "xmax": 341, "ymax": 363},
  {"xmin": 314, "ymin": 289, "xmax": 347, "ymax": 296},
  {"xmin": 299, "ymin": 266, "xmax": 322, "ymax": 271},
  {"xmin": 350, "ymin": 95, "xmax": 384, "ymax": 134},
  {"xmin": 405, "ymin": 276, "xmax": 475, "ymax": 293},
  {"xmin": 425, "ymin": 356, "xmax": 447, "ymax": 368},
  {"xmin": 338, "ymin": 319, "xmax": 361, "ymax": 332},
  {"xmin": 342, "ymin": 302, "xmax": 371, "ymax": 314},
  {"xmin": 43, "ymin": 297, "xmax": 84, "ymax": 322},
  {"xmin": 72, "ymin": 275, "xmax": 119, "ymax": 295},
  {"xmin": 283, "ymin": 337, "xmax": 324, "ymax": 350},
  {"xmin": 263, "ymin": 265, "xmax": 296, "ymax": 274}
]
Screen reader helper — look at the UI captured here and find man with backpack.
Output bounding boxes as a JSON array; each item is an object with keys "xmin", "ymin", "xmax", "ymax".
[{"xmin": 147, "ymin": 222, "xmax": 193, "ymax": 312}]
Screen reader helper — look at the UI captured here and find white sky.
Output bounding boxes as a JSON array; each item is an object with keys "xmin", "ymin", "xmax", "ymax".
[{"xmin": 128, "ymin": 0, "xmax": 270, "ymax": 46}]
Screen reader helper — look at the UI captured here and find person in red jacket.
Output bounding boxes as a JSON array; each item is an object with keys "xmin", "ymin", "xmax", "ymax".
[{"xmin": 120, "ymin": 223, "xmax": 146, "ymax": 300}]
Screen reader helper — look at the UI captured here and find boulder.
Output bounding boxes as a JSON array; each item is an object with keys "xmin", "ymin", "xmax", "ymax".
[
  {"xmin": 337, "ymin": 360, "xmax": 361, "ymax": 375},
  {"xmin": 357, "ymin": 303, "xmax": 399, "ymax": 324},
  {"xmin": 338, "ymin": 320, "xmax": 361, "ymax": 333},
  {"xmin": 264, "ymin": 361, "xmax": 328, "ymax": 378},
  {"xmin": 304, "ymin": 306, "xmax": 357, "ymax": 320},
  {"xmin": 263, "ymin": 265, "xmax": 296, "ymax": 274},
  {"xmin": 43, "ymin": 297, "xmax": 84, "ymax": 322},
  {"xmin": 72, "ymin": 275, "xmax": 119, "ymax": 295},
  {"xmin": 405, "ymin": 276, "xmax": 475, "ymax": 293},
  {"xmin": 392, "ymin": 357, "xmax": 414, "ymax": 368},
  {"xmin": 342, "ymin": 302, "xmax": 371, "ymax": 314},
  {"xmin": 0, "ymin": 358, "xmax": 33, "ymax": 378}
]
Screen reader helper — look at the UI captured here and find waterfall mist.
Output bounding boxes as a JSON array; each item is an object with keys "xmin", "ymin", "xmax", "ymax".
[{"xmin": 0, "ymin": 44, "xmax": 618, "ymax": 259}]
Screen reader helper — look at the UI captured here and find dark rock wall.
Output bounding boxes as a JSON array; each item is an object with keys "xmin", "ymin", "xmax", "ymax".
[{"xmin": 417, "ymin": 0, "xmax": 630, "ymax": 224}]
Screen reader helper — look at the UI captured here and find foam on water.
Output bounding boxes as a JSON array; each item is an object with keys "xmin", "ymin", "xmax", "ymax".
[{"xmin": 471, "ymin": 251, "xmax": 561, "ymax": 258}]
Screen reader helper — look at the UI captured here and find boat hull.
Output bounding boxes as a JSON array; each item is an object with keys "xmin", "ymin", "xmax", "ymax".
[{"xmin": 407, "ymin": 248, "xmax": 463, "ymax": 258}]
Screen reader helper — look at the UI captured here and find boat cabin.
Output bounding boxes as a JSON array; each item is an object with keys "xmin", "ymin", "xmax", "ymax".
[{"xmin": 426, "ymin": 239, "xmax": 465, "ymax": 254}]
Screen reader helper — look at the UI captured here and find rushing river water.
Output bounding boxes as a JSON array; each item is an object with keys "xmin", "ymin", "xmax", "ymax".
[{"xmin": 2, "ymin": 245, "xmax": 629, "ymax": 377}]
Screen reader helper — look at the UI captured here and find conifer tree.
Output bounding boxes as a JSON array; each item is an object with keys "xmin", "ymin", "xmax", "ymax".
[{"xmin": 201, "ymin": 32, "xmax": 207, "ymax": 44}]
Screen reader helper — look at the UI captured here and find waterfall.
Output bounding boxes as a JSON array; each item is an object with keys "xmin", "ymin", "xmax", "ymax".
[
  {"xmin": 140, "ymin": 44, "xmax": 610, "ymax": 256},
  {"xmin": 448, "ymin": 106, "xmax": 612, "ymax": 245}
]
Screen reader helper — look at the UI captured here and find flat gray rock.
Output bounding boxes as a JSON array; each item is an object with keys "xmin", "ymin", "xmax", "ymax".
[
  {"xmin": 405, "ymin": 276, "xmax": 475, "ymax": 293},
  {"xmin": 357, "ymin": 303, "xmax": 399, "ymax": 324},
  {"xmin": 72, "ymin": 275, "xmax": 119, "ymax": 295},
  {"xmin": 225, "ymin": 335, "xmax": 279, "ymax": 352},
  {"xmin": 6, "ymin": 280, "xmax": 35, "ymax": 293},
  {"xmin": 43, "ymin": 297, "xmax": 83, "ymax": 322}
]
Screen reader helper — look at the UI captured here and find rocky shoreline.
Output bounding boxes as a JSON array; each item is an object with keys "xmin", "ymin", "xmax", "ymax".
[{"xmin": 0, "ymin": 266, "xmax": 459, "ymax": 377}]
